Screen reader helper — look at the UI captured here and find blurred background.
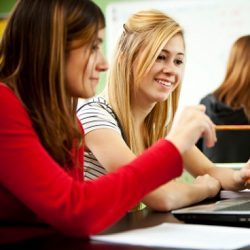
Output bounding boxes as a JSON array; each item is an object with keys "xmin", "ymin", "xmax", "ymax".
[{"xmin": 1, "ymin": 0, "xmax": 249, "ymax": 108}]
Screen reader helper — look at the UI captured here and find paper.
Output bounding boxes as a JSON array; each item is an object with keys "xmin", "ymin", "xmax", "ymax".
[{"xmin": 92, "ymin": 223, "xmax": 250, "ymax": 250}]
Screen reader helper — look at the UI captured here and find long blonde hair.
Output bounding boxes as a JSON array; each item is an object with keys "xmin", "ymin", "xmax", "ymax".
[
  {"xmin": 107, "ymin": 10, "xmax": 183, "ymax": 154},
  {"xmin": 213, "ymin": 35, "xmax": 250, "ymax": 119}
]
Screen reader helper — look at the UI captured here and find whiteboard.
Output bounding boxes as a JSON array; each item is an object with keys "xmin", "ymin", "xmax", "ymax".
[{"xmin": 106, "ymin": 0, "xmax": 250, "ymax": 108}]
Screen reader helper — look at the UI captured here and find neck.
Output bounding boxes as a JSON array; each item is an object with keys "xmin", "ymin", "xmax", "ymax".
[
  {"xmin": 131, "ymin": 94, "xmax": 156, "ymax": 127},
  {"xmin": 132, "ymin": 104, "xmax": 155, "ymax": 128}
]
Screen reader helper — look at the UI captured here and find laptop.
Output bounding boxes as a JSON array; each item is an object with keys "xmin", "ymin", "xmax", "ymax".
[{"xmin": 172, "ymin": 197, "xmax": 250, "ymax": 227}]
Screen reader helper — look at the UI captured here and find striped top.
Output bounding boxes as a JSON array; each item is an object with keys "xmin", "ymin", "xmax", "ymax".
[{"xmin": 77, "ymin": 96, "xmax": 122, "ymax": 180}]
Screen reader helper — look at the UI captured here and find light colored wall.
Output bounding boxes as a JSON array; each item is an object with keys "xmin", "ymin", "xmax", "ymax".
[{"xmin": 93, "ymin": 0, "xmax": 146, "ymax": 92}]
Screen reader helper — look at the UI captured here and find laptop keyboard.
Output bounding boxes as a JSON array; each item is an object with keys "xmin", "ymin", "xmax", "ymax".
[{"xmin": 216, "ymin": 201, "xmax": 250, "ymax": 211}]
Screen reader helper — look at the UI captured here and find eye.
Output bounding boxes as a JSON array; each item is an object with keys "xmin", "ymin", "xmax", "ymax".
[
  {"xmin": 157, "ymin": 54, "xmax": 166, "ymax": 61},
  {"xmin": 92, "ymin": 44, "xmax": 99, "ymax": 51},
  {"xmin": 175, "ymin": 59, "xmax": 184, "ymax": 66}
]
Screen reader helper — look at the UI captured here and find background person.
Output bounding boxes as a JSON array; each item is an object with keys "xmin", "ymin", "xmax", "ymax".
[{"xmin": 198, "ymin": 35, "xmax": 250, "ymax": 163}]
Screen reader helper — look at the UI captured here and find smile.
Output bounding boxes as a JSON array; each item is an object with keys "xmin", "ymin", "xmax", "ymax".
[{"xmin": 156, "ymin": 79, "xmax": 172, "ymax": 87}]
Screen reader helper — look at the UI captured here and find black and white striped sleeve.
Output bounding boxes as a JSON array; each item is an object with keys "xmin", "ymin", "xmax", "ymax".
[{"xmin": 77, "ymin": 97, "xmax": 122, "ymax": 136}]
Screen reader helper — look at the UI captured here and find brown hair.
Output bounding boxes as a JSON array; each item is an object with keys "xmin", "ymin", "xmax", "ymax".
[
  {"xmin": 0, "ymin": 0, "xmax": 105, "ymax": 167},
  {"xmin": 213, "ymin": 35, "xmax": 250, "ymax": 119}
]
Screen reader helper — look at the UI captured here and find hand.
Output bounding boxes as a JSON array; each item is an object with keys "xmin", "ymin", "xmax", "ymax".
[
  {"xmin": 233, "ymin": 159, "xmax": 250, "ymax": 190},
  {"xmin": 194, "ymin": 174, "xmax": 221, "ymax": 198},
  {"xmin": 166, "ymin": 105, "xmax": 217, "ymax": 154}
]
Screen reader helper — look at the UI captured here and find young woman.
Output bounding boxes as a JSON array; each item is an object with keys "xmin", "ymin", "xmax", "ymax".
[
  {"xmin": 78, "ymin": 10, "xmax": 250, "ymax": 211},
  {"xmin": 0, "ymin": 0, "xmax": 217, "ymax": 244},
  {"xmin": 198, "ymin": 35, "xmax": 250, "ymax": 162}
]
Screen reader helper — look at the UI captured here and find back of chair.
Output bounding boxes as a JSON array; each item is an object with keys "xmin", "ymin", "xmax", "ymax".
[
  {"xmin": 198, "ymin": 125, "xmax": 250, "ymax": 163},
  {"xmin": 198, "ymin": 94, "xmax": 250, "ymax": 162}
]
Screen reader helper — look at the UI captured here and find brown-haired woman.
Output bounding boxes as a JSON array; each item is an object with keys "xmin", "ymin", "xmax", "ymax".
[
  {"xmin": 0, "ymin": 0, "xmax": 218, "ymax": 244},
  {"xmin": 199, "ymin": 35, "xmax": 250, "ymax": 162}
]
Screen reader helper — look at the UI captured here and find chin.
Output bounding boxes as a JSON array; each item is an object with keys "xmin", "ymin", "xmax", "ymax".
[
  {"xmin": 77, "ymin": 87, "xmax": 96, "ymax": 99},
  {"xmin": 155, "ymin": 95, "xmax": 170, "ymax": 103},
  {"xmin": 79, "ymin": 93, "xmax": 94, "ymax": 99}
]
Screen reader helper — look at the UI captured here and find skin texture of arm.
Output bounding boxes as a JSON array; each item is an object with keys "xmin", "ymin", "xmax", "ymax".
[
  {"xmin": 183, "ymin": 146, "xmax": 250, "ymax": 191},
  {"xmin": 84, "ymin": 101, "xmax": 250, "ymax": 211},
  {"xmin": 84, "ymin": 128, "xmax": 221, "ymax": 211}
]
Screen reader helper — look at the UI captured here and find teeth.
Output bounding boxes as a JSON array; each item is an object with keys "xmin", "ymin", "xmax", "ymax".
[{"xmin": 157, "ymin": 80, "xmax": 172, "ymax": 87}]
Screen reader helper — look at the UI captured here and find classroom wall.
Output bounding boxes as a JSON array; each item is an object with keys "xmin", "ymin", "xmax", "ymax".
[
  {"xmin": 105, "ymin": 0, "xmax": 250, "ymax": 108},
  {"xmin": 93, "ymin": 0, "xmax": 148, "ymax": 92},
  {"xmin": 2, "ymin": 0, "xmax": 249, "ymax": 106}
]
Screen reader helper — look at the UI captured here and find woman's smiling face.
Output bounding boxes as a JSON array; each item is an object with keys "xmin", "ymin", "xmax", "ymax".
[{"xmin": 135, "ymin": 34, "xmax": 185, "ymax": 105}]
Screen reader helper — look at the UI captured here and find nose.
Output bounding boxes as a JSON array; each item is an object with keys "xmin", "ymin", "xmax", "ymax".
[
  {"xmin": 162, "ymin": 62, "xmax": 177, "ymax": 83},
  {"xmin": 162, "ymin": 61, "xmax": 176, "ymax": 75},
  {"xmin": 97, "ymin": 53, "xmax": 109, "ymax": 72}
]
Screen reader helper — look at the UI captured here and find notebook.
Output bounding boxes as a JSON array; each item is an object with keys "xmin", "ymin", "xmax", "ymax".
[{"xmin": 172, "ymin": 197, "xmax": 250, "ymax": 227}]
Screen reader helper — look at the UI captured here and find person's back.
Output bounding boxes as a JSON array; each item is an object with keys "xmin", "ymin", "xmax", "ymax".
[
  {"xmin": 198, "ymin": 35, "xmax": 250, "ymax": 163},
  {"xmin": 199, "ymin": 94, "xmax": 250, "ymax": 163}
]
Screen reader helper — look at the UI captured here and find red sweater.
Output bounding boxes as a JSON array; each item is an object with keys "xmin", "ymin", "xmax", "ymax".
[{"xmin": 0, "ymin": 84, "xmax": 182, "ymax": 244}]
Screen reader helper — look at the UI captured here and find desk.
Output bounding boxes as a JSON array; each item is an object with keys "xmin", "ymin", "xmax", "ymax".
[{"xmin": 3, "ymin": 208, "xmax": 250, "ymax": 250}]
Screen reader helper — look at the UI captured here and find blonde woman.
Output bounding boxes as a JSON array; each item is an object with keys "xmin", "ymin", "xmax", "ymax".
[
  {"xmin": 199, "ymin": 35, "xmax": 250, "ymax": 162},
  {"xmin": 77, "ymin": 10, "xmax": 250, "ymax": 211},
  {"xmin": 0, "ymin": 1, "xmax": 219, "ymax": 243}
]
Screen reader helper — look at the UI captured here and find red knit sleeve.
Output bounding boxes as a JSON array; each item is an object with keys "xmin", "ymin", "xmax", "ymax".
[{"xmin": 0, "ymin": 85, "xmax": 182, "ymax": 238}]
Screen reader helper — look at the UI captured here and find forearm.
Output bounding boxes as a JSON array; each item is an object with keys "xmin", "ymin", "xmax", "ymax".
[
  {"xmin": 183, "ymin": 147, "xmax": 243, "ymax": 191},
  {"xmin": 1, "ymin": 137, "xmax": 182, "ymax": 237},
  {"xmin": 206, "ymin": 167, "xmax": 241, "ymax": 190},
  {"xmin": 142, "ymin": 180, "xmax": 214, "ymax": 212}
]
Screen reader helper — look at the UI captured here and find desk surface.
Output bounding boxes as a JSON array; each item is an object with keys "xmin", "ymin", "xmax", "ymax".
[{"xmin": 3, "ymin": 208, "xmax": 250, "ymax": 250}]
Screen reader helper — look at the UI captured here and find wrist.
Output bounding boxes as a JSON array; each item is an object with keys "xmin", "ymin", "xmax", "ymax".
[{"xmin": 165, "ymin": 135, "xmax": 185, "ymax": 154}]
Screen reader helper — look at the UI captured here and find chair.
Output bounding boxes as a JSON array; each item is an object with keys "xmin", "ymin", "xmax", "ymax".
[{"xmin": 198, "ymin": 125, "xmax": 250, "ymax": 163}]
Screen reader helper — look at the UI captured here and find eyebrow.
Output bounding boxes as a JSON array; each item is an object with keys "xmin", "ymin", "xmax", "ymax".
[{"xmin": 162, "ymin": 49, "xmax": 184, "ymax": 56}]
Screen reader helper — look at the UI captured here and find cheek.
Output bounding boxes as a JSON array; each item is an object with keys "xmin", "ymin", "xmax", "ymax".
[
  {"xmin": 150, "ymin": 63, "xmax": 161, "ymax": 74},
  {"xmin": 142, "ymin": 68, "xmax": 158, "ymax": 84},
  {"xmin": 175, "ymin": 67, "xmax": 184, "ymax": 82},
  {"xmin": 66, "ymin": 64, "xmax": 74, "ymax": 88},
  {"xmin": 67, "ymin": 58, "xmax": 81, "ymax": 83},
  {"xmin": 85, "ymin": 56, "xmax": 95, "ymax": 77}
]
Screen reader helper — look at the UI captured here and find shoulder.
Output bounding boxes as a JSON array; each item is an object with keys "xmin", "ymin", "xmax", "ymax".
[
  {"xmin": 0, "ymin": 83, "xmax": 17, "ymax": 105},
  {"xmin": 77, "ymin": 96, "xmax": 117, "ymax": 121},
  {"xmin": 0, "ymin": 83, "xmax": 31, "ymax": 121},
  {"xmin": 77, "ymin": 96, "xmax": 122, "ymax": 135},
  {"xmin": 0, "ymin": 83, "xmax": 34, "ymax": 133},
  {"xmin": 200, "ymin": 94, "xmax": 215, "ymax": 105},
  {"xmin": 77, "ymin": 96, "xmax": 112, "ymax": 114}
]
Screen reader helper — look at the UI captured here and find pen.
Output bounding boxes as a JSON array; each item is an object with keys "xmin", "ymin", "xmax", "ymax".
[{"xmin": 215, "ymin": 125, "xmax": 250, "ymax": 131}]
